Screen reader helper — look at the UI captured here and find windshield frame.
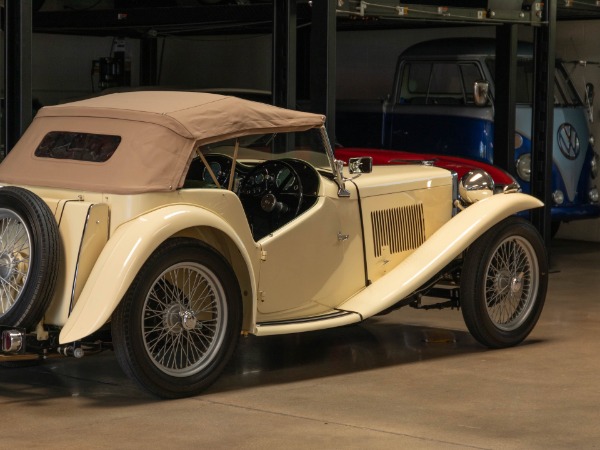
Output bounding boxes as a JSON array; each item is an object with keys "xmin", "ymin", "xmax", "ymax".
[
  {"xmin": 193, "ymin": 124, "xmax": 348, "ymax": 192},
  {"xmin": 199, "ymin": 126, "xmax": 335, "ymax": 171}
]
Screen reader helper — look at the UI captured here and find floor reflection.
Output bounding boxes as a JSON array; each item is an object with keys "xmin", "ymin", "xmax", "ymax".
[
  {"xmin": 0, "ymin": 317, "xmax": 483, "ymax": 402},
  {"xmin": 213, "ymin": 319, "xmax": 479, "ymax": 393}
]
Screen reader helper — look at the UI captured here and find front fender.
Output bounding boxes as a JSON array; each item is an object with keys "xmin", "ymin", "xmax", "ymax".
[
  {"xmin": 338, "ymin": 193, "xmax": 543, "ymax": 318},
  {"xmin": 59, "ymin": 204, "xmax": 256, "ymax": 344}
]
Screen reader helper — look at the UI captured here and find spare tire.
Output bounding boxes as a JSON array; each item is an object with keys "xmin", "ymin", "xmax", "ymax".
[{"xmin": 0, "ymin": 186, "xmax": 61, "ymax": 330}]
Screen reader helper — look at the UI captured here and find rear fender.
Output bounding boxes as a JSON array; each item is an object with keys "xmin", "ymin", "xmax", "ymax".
[
  {"xmin": 59, "ymin": 205, "xmax": 257, "ymax": 344},
  {"xmin": 338, "ymin": 193, "xmax": 543, "ymax": 318}
]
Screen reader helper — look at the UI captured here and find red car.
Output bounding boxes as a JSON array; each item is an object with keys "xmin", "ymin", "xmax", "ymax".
[{"xmin": 336, "ymin": 147, "xmax": 519, "ymax": 193}]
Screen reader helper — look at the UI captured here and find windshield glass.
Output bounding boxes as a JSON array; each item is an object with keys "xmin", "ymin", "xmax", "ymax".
[
  {"xmin": 555, "ymin": 62, "xmax": 583, "ymax": 106},
  {"xmin": 486, "ymin": 58, "xmax": 583, "ymax": 106},
  {"xmin": 397, "ymin": 60, "xmax": 484, "ymax": 105},
  {"xmin": 201, "ymin": 128, "xmax": 332, "ymax": 169}
]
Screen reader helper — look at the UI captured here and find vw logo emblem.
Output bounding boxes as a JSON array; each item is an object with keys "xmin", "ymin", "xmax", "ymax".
[{"xmin": 557, "ymin": 123, "xmax": 580, "ymax": 160}]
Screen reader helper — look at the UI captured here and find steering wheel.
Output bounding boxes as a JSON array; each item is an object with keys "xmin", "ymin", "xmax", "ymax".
[{"xmin": 238, "ymin": 160, "xmax": 303, "ymax": 239}]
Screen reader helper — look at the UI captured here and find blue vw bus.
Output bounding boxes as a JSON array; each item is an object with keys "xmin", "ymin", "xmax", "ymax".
[{"xmin": 337, "ymin": 38, "xmax": 600, "ymax": 231}]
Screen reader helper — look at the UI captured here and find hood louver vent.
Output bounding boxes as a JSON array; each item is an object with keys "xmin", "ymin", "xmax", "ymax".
[{"xmin": 371, "ymin": 204, "xmax": 425, "ymax": 257}]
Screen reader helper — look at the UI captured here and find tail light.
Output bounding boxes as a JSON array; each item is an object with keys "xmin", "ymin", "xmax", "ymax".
[{"xmin": 1, "ymin": 330, "xmax": 24, "ymax": 353}]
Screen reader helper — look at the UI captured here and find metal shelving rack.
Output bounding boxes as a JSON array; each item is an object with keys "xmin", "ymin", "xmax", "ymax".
[{"xmin": 3, "ymin": 0, "xmax": 598, "ymax": 242}]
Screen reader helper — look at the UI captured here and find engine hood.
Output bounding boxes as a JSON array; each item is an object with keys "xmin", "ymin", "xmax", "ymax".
[{"xmin": 348, "ymin": 164, "xmax": 452, "ymax": 198}]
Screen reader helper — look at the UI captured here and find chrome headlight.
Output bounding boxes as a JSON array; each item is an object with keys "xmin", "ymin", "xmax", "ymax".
[
  {"xmin": 590, "ymin": 187, "xmax": 599, "ymax": 203},
  {"xmin": 516, "ymin": 153, "xmax": 532, "ymax": 182},
  {"xmin": 592, "ymin": 152, "xmax": 599, "ymax": 179},
  {"xmin": 459, "ymin": 169, "xmax": 495, "ymax": 204}
]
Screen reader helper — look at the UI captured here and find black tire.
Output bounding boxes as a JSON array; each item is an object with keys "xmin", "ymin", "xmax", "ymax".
[
  {"xmin": 112, "ymin": 238, "xmax": 242, "ymax": 398},
  {"xmin": 0, "ymin": 186, "xmax": 60, "ymax": 330},
  {"xmin": 460, "ymin": 217, "xmax": 548, "ymax": 349}
]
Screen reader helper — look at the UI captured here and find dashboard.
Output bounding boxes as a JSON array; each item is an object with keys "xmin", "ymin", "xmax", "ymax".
[{"xmin": 185, "ymin": 154, "xmax": 321, "ymax": 240}]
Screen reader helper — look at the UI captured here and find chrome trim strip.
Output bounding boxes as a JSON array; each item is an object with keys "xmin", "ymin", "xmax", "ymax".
[
  {"xmin": 69, "ymin": 204, "xmax": 94, "ymax": 315},
  {"xmin": 319, "ymin": 126, "xmax": 351, "ymax": 197},
  {"xmin": 256, "ymin": 310, "xmax": 354, "ymax": 327}
]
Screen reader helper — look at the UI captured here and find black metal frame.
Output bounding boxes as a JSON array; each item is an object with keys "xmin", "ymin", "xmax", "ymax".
[
  {"xmin": 140, "ymin": 32, "xmax": 159, "ymax": 86},
  {"xmin": 493, "ymin": 24, "xmax": 518, "ymax": 179},
  {"xmin": 272, "ymin": 1, "xmax": 297, "ymax": 110},
  {"xmin": 531, "ymin": 1, "xmax": 557, "ymax": 246},
  {"xmin": 309, "ymin": 0, "xmax": 336, "ymax": 145},
  {"xmin": 2, "ymin": 1, "xmax": 32, "ymax": 155}
]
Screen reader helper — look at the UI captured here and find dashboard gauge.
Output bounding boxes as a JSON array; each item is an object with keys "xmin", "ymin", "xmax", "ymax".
[
  {"xmin": 254, "ymin": 173, "xmax": 265, "ymax": 184},
  {"xmin": 202, "ymin": 161, "xmax": 222, "ymax": 182},
  {"xmin": 275, "ymin": 167, "xmax": 294, "ymax": 190}
]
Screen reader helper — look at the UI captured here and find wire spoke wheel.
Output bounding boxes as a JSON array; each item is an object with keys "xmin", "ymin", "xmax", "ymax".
[
  {"xmin": 0, "ymin": 187, "xmax": 60, "ymax": 330},
  {"xmin": 461, "ymin": 217, "xmax": 548, "ymax": 348},
  {"xmin": 0, "ymin": 209, "xmax": 32, "ymax": 317},
  {"xmin": 484, "ymin": 236, "xmax": 538, "ymax": 331},
  {"xmin": 142, "ymin": 262, "xmax": 227, "ymax": 377},
  {"xmin": 112, "ymin": 238, "xmax": 242, "ymax": 398}
]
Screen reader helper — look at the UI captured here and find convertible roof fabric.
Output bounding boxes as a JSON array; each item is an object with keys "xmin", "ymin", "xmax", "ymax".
[
  {"xmin": 0, "ymin": 91, "xmax": 326, "ymax": 194},
  {"xmin": 38, "ymin": 91, "xmax": 325, "ymax": 141}
]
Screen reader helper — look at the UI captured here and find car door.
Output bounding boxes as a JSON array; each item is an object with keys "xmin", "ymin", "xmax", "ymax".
[{"xmin": 255, "ymin": 181, "xmax": 365, "ymax": 321}]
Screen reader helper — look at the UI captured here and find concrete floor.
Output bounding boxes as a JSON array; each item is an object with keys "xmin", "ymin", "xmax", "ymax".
[{"xmin": 1, "ymin": 239, "xmax": 599, "ymax": 449}]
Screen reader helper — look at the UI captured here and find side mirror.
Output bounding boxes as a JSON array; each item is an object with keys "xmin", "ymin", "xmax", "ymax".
[
  {"xmin": 348, "ymin": 157, "xmax": 373, "ymax": 175},
  {"xmin": 473, "ymin": 80, "xmax": 490, "ymax": 107}
]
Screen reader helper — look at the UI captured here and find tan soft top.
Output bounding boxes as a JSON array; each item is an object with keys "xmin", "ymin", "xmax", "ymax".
[{"xmin": 0, "ymin": 91, "xmax": 326, "ymax": 194}]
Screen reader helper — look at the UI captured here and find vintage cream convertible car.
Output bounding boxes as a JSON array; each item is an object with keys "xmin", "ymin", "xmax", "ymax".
[{"xmin": 0, "ymin": 92, "xmax": 548, "ymax": 398}]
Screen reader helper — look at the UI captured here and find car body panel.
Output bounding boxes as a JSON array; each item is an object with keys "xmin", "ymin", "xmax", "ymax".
[
  {"xmin": 358, "ymin": 186, "xmax": 451, "ymax": 282},
  {"xmin": 45, "ymin": 201, "xmax": 109, "ymax": 325},
  {"xmin": 349, "ymin": 164, "xmax": 451, "ymax": 196},
  {"xmin": 59, "ymin": 199, "xmax": 259, "ymax": 344},
  {"xmin": 339, "ymin": 192, "xmax": 543, "ymax": 318},
  {"xmin": 256, "ymin": 194, "xmax": 364, "ymax": 318},
  {"xmin": 516, "ymin": 105, "xmax": 590, "ymax": 202}
]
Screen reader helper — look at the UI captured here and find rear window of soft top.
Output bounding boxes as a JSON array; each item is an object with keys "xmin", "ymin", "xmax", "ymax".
[{"xmin": 35, "ymin": 131, "xmax": 121, "ymax": 162}]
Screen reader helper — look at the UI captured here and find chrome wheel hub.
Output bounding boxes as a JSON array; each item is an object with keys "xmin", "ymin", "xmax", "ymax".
[
  {"xmin": 163, "ymin": 304, "xmax": 198, "ymax": 333},
  {"xmin": 511, "ymin": 273, "xmax": 524, "ymax": 296},
  {"xmin": 494, "ymin": 270, "xmax": 524, "ymax": 297},
  {"xmin": 0, "ymin": 253, "xmax": 14, "ymax": 280},
  {"xmin": 494, "ymin": 269, "xmax": 512, "ymax": 294},
  {"xmin": 180, "ymin": 310, "xmax": 198, "ymax": 331}
]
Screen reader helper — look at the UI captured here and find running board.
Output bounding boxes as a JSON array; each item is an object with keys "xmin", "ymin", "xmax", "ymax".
[{"xmin": 254, "ymin": 310, "xmax": 362, "ymax": 336}]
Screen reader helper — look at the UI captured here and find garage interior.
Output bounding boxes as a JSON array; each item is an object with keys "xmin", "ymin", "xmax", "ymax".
[{"xmin": 1, "ymin": 1, "xmax": 600, "ymax": 448}]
